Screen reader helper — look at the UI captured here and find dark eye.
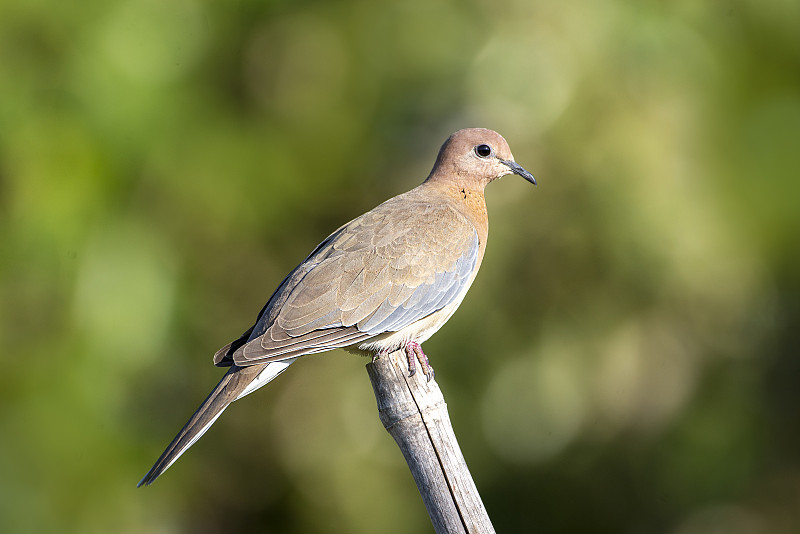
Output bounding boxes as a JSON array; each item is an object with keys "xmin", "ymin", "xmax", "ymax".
[{"xmin": 474, "ymin": 144, "xmax": 492, "ymax": 158}]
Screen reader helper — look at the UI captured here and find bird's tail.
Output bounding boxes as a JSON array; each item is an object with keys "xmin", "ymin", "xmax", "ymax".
[{"xmin": 137, "ymin": 358, "xmax": 296, "ymax": 487}]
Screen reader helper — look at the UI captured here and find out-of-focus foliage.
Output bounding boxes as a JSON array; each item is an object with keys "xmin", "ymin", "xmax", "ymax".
[{"xmin": 1, "ymin": 0, "xmax": 798, "ymax": 532}]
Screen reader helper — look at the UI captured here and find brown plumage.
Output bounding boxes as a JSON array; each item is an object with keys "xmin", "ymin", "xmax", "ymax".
[{"xmin": 138, "ymin": 128, "xmax": 535, "ymax": 486}]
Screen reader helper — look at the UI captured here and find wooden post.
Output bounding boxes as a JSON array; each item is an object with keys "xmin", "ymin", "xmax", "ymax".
[{"xmin": 366, "ymin": 349, "xmax": 495, "ymax": 534}]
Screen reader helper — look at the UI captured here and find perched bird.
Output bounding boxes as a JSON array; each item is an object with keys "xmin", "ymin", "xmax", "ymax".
[{"xmin": 138, "ymin": 128, "xmax": 535, "ymax": 486}]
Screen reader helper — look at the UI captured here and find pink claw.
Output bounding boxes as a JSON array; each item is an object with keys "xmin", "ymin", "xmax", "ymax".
[{"xmin": 405, "ymin": 341, "xmax": 435, "ymax": 382}]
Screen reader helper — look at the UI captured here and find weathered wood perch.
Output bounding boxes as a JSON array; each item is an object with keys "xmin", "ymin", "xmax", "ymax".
[{"xmin": 366, "ymin": 349, "xmax": 495, "ymax": 534}]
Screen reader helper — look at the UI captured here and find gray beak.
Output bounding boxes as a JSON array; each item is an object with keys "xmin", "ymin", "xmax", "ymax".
[{"xmin": 500, "ymin": 159, "xmax": 536, "ymax": 185}]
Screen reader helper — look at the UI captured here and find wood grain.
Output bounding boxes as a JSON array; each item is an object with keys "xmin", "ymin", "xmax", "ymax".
[{"xmin": 367, "ymin": 350, "xmax": 495, "ymax": 534}]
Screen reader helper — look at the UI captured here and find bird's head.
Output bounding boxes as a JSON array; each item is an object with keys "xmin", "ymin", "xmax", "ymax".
[{"xmin": 426, "ymin": 128, "xmax": 536, "ymax": 188}]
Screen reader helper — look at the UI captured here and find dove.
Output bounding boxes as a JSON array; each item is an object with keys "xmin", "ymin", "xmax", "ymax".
[{"xmin": 138, "ymin": 128, "xmax": 535, "ymax": 486}]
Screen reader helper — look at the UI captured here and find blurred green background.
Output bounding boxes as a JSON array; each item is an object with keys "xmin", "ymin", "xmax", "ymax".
[{"xmin": 1, "ymin": 0, "xmax": 798, "ymax": 532}]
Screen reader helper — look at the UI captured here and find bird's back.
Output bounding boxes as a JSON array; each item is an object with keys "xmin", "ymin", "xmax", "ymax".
[{"xmin": 215, "ymin": 184, "xmax": 484, "ymax": 366}]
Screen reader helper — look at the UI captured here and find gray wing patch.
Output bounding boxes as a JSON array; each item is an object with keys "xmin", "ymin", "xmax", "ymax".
[{"xmin": 356, "ymin": 230, "xmax": 479, "ymax": 334}]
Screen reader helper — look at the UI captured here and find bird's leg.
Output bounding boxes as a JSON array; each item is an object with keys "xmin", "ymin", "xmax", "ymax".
[
  {"xmin": 405, "ymin": 341, "xmax": 435, "ymax": 382},
  {"xmin": 405, "ymin": 346, "xmax": 417, "ymax": 376}
]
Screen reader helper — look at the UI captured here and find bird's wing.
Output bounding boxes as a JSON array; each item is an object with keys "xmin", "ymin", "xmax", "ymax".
[
  {"xmin": 213, "ymin": 222, "xmax": 356, "ymax": 367},
  {"xmin": 229, "ymin": 194, "xmax": 480, "ymax": 366}
]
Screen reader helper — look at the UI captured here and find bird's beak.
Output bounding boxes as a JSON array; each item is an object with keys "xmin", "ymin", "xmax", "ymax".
[{"xmin": 499, "ymin": 159, "xmax": 536, "ymax": 185}]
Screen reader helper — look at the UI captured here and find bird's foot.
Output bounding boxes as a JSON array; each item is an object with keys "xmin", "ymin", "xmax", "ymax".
[{"xmin": 404, "ymin": 341, "xmax": 435, "ymax": 382}]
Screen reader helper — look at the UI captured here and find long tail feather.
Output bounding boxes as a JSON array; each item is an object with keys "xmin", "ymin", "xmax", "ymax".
[{"xmin": 138, "ymin": 359, "xmax": 295, "ymax": 486}]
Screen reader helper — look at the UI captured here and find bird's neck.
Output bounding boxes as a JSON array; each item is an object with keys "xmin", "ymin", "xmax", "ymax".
[{"xmin": 420, "ymin": 180, "xmax": 489, "ymax": 250}]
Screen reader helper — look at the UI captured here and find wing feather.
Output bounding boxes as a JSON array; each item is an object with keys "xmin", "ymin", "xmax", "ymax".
[{"xmin": 229, "ymin": 192, "xmax": 480, "ymax": 366}]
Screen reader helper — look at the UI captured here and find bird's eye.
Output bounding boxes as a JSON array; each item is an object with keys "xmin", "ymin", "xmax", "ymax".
[{"xmin": 474, "ymin": 144, "xmax": 492, "ymax": 158}]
